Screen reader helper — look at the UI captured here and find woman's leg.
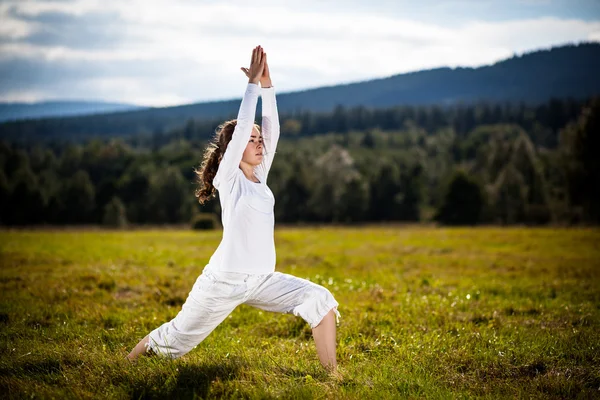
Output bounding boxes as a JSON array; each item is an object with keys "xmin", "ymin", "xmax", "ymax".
[
  {"xmin": 244, "ymin": 272, "xmax": 341, "ymax": 371},
  {"xmin": 127, "ymin": 271, "xmax": 243, "ymax": 361},
  {"xmin": 311, "ymin": 308, "xmax": 338, "ymax": 371}
]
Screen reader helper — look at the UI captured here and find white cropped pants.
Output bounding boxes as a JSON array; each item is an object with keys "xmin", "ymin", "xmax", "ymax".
[{"xmin": 146, "ymin": 267, "xmax": 341, "ymax": 359}]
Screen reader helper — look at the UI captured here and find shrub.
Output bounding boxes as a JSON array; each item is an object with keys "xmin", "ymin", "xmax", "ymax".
[
  {"xmin": 435, "ymin": 170, "xmax": 484, "ymax": 225},
  {"xmin": 102, "ymin": 196, "xmax": 127, "ymax": 228},
  {"xmin": 191, "ymin": 213, "xmax": 220, "ymax": 230}
]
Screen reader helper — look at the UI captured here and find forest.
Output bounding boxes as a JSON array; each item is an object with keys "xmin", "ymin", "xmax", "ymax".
[{"xmin": 1, "ymin": 96, "xmax": 598, "ymax": 227}]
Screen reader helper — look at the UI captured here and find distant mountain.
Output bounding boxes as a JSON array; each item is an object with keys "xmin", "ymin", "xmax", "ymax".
[
  {"xmin": 1, "ymin": 42, "xmax": 599, "ymax": 141},
  {"xmin": 0, "ymin": 100, "xmax": 145, "ymax": 122}
]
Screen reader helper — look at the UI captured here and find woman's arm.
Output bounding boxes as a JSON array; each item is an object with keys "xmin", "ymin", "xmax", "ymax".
[
  {"xmin": 242, "ymin": 49, "xmax": 279, "ymax": 182},
  {"xmin": 213, "ymin": 83, "xmax": 260, "ymax": 189},
  {"xmin": 259, "ymin": 86, "xmax": 280, "ymax": 179},
  {"xmin": 214, "ymin": 46, "xmax": 265, "ymax": 189}
]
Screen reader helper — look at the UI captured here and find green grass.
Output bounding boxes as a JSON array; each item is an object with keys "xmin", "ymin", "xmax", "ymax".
[{"xmin": 1, "ymin": 226, "xmax": 599, "ymax": 399}]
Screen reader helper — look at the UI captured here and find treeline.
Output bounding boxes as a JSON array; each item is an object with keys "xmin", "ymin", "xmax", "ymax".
[
  {"xmin": 0, "ymin": 97, "xmax": 598, "ymax": 227},
  {"xmin": 129, "ymin": 97, "xmax": 586, "ymax": 153},
  {"xmin": 0, "ymin": 95, "xmax": 587, "ymax": 150}
]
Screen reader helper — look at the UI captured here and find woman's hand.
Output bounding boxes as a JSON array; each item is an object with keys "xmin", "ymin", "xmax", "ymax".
[{"xmin": 241, "ymin": 45, "xmax": 272, "ymax": 88}]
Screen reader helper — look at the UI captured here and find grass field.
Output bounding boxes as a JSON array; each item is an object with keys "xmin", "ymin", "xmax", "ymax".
[{"xmin": 1, "ymin": 226, "xmax": 599, "ymax": 399}]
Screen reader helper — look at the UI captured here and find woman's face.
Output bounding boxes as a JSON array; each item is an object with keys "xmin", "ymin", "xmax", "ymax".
[{"xmin": 241, "ymin": 126, "xmax": 264, "ymax": 166}]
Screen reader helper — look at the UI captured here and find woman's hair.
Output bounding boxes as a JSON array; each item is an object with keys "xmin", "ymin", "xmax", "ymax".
[{"xmin": 194, "ymin": 119, "xmax": 260, "ymax": 204}]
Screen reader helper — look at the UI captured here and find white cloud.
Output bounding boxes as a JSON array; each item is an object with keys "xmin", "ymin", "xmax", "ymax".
[
  {"xmin": 0, "ymin": 0, "xmax": 598, "ymax": 106},
  {"xmin": 0, "ymin": 89, "xmax": 48, "ymax": 103}
]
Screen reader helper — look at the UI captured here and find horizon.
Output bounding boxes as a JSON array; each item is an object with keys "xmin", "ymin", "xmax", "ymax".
[{"xmin": 1, "ymin": 0, "xmax": 599, "ymax": 107}]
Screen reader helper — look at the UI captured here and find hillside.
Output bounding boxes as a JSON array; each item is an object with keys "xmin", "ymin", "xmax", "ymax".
[
  {"xmin": 0, "ymin": 42, "xmax": 598, "ymax": 141},
  {"xmin": 0, "ymin": 100, "xmax": 144, "ymax": 123}
]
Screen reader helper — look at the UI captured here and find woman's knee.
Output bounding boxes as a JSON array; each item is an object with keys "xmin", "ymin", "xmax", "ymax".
[
  {"xmin": 295, "ymin": 284, "xmax": 340, "ymax": 328},
  {"xmin": 318, "ymin": 285, "xmax": 336, "ymax": 304}
]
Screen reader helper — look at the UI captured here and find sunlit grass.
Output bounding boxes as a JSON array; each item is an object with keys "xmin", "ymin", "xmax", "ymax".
[{"xmin": 1, "ymin": 226, "xmax": 599, "ymax": 399}]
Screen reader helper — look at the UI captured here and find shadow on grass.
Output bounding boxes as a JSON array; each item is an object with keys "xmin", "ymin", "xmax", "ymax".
[
  {"xmin": 271, "ymin": 365, "xmax": 358, "ymax": 389},
  {"xmin": 129, "ymin": 361, "xmax": 241, "ymax": 399}
]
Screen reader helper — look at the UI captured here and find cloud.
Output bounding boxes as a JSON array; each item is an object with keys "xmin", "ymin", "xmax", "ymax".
[
  {"xmin": 0, "ymin": 0, "xmax": 599, "ymax": 106},
  {"xmin": 2, "ymin": 7, "xmax": 127, "ymax": 50}
]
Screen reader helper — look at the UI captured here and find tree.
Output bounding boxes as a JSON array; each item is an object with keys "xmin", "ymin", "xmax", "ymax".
[
  {"xmin": 147, "ymin": 166, "xmax": 193, "ymax": 224},
  {"xmin": 278, "ymin": 171, "xmax": 310, "ymax": 222},
  {"xmin": 281, "ymin": 119, "xmax": 302, "ymax": 136},
  {"xmin": 58, "ymin": 144, "xmax": 83, "ymax": 177},
  {"xmin": 510, "ymin": 133, "xmax": 551, "ymax": 223},
  {"xmin": 0, "ymin": 169, "xmax": 11, "ymax": 224},
  {"xmin": 117, "ymin": 163, "xmax": 153, "ymax": 223},
  {"xmin": 6, "ymin": 165, "xmax": 47, "ymax": 225},
  {"xmin": 3, "ymin": 148, "xmax": 29, "ymax": 179},
  {"xmin": 360, "ymin": 130, "xmax": 376, "ymax": 149},
  {"xmin": 488, "ymin": 165, "xmax": 528, "ymax": 224},
  {"xmin": 332, "ymin": 105, "xmax": 348, "ymax": 133},
  {"xmin": 560, "ymin": 97, "xmax": 600, "ymax": 223},
  {"xmin": 337, "ymin": 175, "xmax": 370, "ymax": 223},
  {"xmin": 307, "ymin": 145, "xmax": 360, "ymax": 222},
  {"xmin": 397, "ymin": 164, "xmax": 423, "ymax": 221},
  {"xmin": 435, "ymin": 170, "xmax": 483, "ymax": 225},
  {"xmin": 63, "ymin": 170, "xmax": 96, "ymax": 224},
  {"xmin": 368, "ymin": 161, "xmax": 402, "ymax": 221},
  {"xmin": 103, "ymin": 196, "xmax": 128, "ymax": 228}
]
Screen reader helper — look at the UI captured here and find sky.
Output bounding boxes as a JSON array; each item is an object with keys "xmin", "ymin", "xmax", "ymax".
[{"xmin": 0, "ymin": 0, "xmax": 599, "ymax": 107}]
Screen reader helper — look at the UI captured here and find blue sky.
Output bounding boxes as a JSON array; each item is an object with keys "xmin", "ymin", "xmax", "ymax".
[{"xmin": 0, "ymin": 0, "xmax": 598, "ymax": 106}]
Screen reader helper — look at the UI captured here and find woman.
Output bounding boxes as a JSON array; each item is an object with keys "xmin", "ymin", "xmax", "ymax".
[{"xmin": 127, "ymin": 46, "xmax": 341, "ymax": 374}]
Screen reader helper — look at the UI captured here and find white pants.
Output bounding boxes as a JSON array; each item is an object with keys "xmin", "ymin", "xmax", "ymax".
[{"xmin": 146, "ymin": 267, "xmax": 341, "ymax": 359}]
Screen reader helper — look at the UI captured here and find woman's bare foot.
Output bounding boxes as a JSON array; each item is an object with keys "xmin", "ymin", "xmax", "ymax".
[
  {"xmin": 328, "ymin": 365, "xmax": 346, "ymax": 383},
  {"xmin": 126, "ymin": 334, "xmax": 154, "ymax": 362}
]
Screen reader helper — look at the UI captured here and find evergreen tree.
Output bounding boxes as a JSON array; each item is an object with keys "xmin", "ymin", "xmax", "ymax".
[
  {"xmin": 510, "ymin": 133, "xmax": 551, "ymax": 223},
  {"xmin": 560, "ymin": 97, "xmax": 600, "ymax": 223},
  {"xmin": 397, "ymin": 165, "xmax": 423, "ymax": 221},
  {"xmin": 147, "ymin": 166, "xmax": 193, "ymax": 224},
  {"xmin": 278, "ymin": 171, "xmax": 310, "ymax": 222},
  {"xmin": 117, "ymin": 164, "xmax": 153, "ymax": 223},
  {"xmin": 63, "ymin": 170, "xmax": 96, "ymax": 224},
  {"xmin": 7, "ymin": 165, "xmax": 46, "ymax": 225},
  {"xmin": 103, "ymin": 196, "xmax": 128, "ymax": 228},
  {"xmin": 360, "ymin": 130, "xmax": 376, "ymax": 149},
  {"xmin": 368, "ymin": 161, "xmax": 402, "ymax": 221},
  {"xmin": 0, "ymin": 169, "xmax": 11, "ymax": 224},
  {"xmin": 435, "ymin": 170, "xmax": 483, "ymax": 225},
  {"xmin": 58, "ymin": 144, "xmax": 83, "ymax": 177},
  {"xmin": 338, "ymin": 175, "xmax": 370, "ymax": 223},
  {"xmin": 488, "ymin": 165, "xmax": 528, "ymax": 224}
]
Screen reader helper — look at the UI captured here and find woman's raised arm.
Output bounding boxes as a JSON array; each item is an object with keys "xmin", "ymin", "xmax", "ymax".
[
  {"xmin": 213, "ymin": 46, "xmax": 266, "ymax": 189},
  {"xmin": 259, "ymin": 85, "xmax": 280, "ymax": 180},
  {"xmin": 243, "ymin": 50, "xmax": 279, "ymax": 182},
  {"xmin": 213, "ymin": 83, "xmax": 260, "ymax": 188}
]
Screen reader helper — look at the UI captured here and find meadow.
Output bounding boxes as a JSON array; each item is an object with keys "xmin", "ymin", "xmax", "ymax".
[{"xmin": 0, "ymin": 226, "xmax": 598, "ymax": 399}]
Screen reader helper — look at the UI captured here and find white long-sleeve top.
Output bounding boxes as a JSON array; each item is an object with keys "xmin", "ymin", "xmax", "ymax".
[{"xmin": 207, "ymin": 82, "xmax": 281, "ymax": 274}]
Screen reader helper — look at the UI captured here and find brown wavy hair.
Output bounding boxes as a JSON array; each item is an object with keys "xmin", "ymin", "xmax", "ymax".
[{"xmin": 194, "ymin": 119, "xmax": 260, "ymax": 204}]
